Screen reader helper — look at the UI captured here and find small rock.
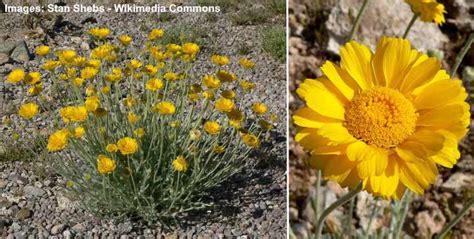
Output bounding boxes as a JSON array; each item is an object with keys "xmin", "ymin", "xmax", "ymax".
[
  {"xmin": 10, "ymin": 41, "xmax": 30, "ymax": 63},
  {"xmin": 0, "ymin": 40, "xmax": 17, "ymax": 54},
  {"xmin": 51, "ymin": 224, "xmax": 66, "ymax": 235},
  {"xmin": 23, "ymin": 185, "xmax": 46, "ymax": 198},
  {"xmin": 56, "ymin": 194, "xmax": 77, "ymax": 210},
  {"xmin": 63, "ymin": 230, "xmax": 72, "ymax": 238},
  {"xmin": 15, "ymin": 208, "xmax": 33, "ymax": 220},
  {"xmin": 71, "ymin": 223, "xmax": 86, "ymax": 232},
  {"xmin": 441, "ymin": 173, "xmax": 474, "ymax": 193},
  {"xmin": 0, "ymin": 53, "xmax": 8, "ymax": 65},
  {"xmin": 0, "ymin": 196, "xmax": 12, "ymax": 208}
]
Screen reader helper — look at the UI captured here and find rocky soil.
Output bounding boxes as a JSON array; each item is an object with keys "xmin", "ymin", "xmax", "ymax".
[
  {"xmin": 289, "ymin": 0, "xmax": 474, "ymax": 238},
  {"xmin": 0, "ymin": 0, "xmax": 287, "ymax": 238}
]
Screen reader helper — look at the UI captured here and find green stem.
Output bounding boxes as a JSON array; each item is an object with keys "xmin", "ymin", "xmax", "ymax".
[
  {"xmin": 311, "ymin": 170, "xmax": 322, "ymax": 221},
  {"xmin": 403, "ymin": 14, "xmax": 418, "ymax": 39},
  {"xmin": 364, "ymin": 199, "xmax": 379, "ymax": 238},
  {"xmin": 394, "ymin": 191, "xmax": 412, "ymax": 239},
  {"xmin": 434, "ymin": 197, "xmax": 474, "ymax": 239},
  {"xmin": 346, "ymin": 197, "xmax": 356, "ymax": 238},
  {"xmin": 315, "ymin": 182, "xmax": 363, "ymax": 239},
  {"xmin": 349, "ymin": 0, "xmax": 370, "ymax": 40},
  {"xmin": 450, "ymin": 33, "xmax": 474, "ymax": 78}
]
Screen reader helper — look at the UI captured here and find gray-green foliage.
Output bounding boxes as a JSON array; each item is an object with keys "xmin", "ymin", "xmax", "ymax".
[{"xmin": 262, "ymin": 26, "xmax": 286, "ymax": 62}]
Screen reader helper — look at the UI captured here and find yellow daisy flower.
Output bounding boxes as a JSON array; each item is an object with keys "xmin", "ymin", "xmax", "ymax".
[
  {"xmin": 211, "ymin": 55, "xmax": 230, "ymax": 66},
  {"xmin": 73, "ymin": 127, "xmax": 85, "ymax": 138},
  {"xmin": 172, "ymin": 155, "xmax": 188, "ymax": 172},
  {"xmin": 18, "ymin": 103, "xmax": 39, "ymax": 119},
  {"xmin": 106, "ymin": 144, "xmax": 118, "ymax": 153},
  {"xmin": 145, "ymin": 78, "xmax": 164, "ymax": 91},
  {"xmin": 239, "ymin": 58, "xmax": 256, "ymax": 69},
  {"xmin": 293, "ymin": 37, "xmax": 470, "ymax": 199},
  {"xmin": 148, "ymin": 29, "xmax": 165, "ymax": 41},
  {"xmin": 6, "ymin": 69, "xmax": 25, "ymax": 84},
  {"xmin": 97, "ymin": 154, "xmax": 116, "ymax": 175},
  {"xmin": 128, "ymin": 112, "xmax": 139, "ymax": 124},
  {"xmin": 214, "ymin": 97, "xmax": 235, "ymax": 113},
  {"xmin": 89, "ymin": 27, "xmax": 111, "ymax": 39},
  {"xmin": 241, "ymin": 133, "xmax": 260, "ymax": 148},
  {"xmin": 204, "ymin": 121, "xmax": 220, "ymax": 135},
  {"xmin": 252, "ymin": 102, "xmax": 268, "ymax": 115},
  {"xmin": 35, "ymin": 45, "xmax": 50, "ymax": 56},
  {"xmin": 405, "ymin": 0, "xmax": 445, "ymax": 25},
  {"xmin": 153, "ymin": 101, "xmax": 176, "ymax": 115},
  {"xmin": 117, "ymin": 137, "xmax": 139, "ymax": 155},
  {"xmin": 47, "ymin": 129, "xmax": 70, "ymax": 152},
  {"xmin": 118, "ymin": 35, "xmax": 132, "ymax": 45}
]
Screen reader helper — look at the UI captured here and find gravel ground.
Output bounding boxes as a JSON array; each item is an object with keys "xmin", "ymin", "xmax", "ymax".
[{"xmin": 0, "ymin": 1, "xmax": 287, "ymax": 237}]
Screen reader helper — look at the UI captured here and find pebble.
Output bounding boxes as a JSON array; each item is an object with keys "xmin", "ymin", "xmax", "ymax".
[
  {"xmin": 50, "ymin": 224, "xmax": 66, "ymax": 235},
  {"xmin": 15, "ymin": 208, "xmax": 33, "ymax": 220}
]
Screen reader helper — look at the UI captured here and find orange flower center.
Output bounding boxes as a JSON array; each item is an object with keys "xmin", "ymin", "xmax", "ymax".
[{"xmin": 344, "ymin": 87, "xmax": 417, "ymax": 148}]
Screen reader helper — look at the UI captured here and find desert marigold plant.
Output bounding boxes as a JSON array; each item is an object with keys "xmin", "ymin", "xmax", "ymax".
[
  {"xmin": 293, "ymin": 37, "xmax": 470, "ymax": 199},
  {"xmin": 3, "ymin": 26, "xmax": 275, "ymax": 222}
]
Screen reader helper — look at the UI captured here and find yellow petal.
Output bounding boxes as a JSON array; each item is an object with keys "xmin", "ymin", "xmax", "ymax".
[
  {"xmin": 399, "ymin": 57, "xmax": 441, "ymax": 93},
  {"xmin": 367, "ymin": 158, "xmax": 400, "ymax": 198},
  {"xmin": 309, "ymin": 154, "xmax": 357, "ymax": 183},
  {"xmin": 355, "ymin": 145, "xmax": 388, "ymax": 177},
  {"xmin": 417, "ymin": 103, "xmax": 468, "ymax": 127},
  {"xmin": 373, "ymin": 37, "xmax": 413, "ymax": 87},
  {"xmin": 414, "ymin": 79, "xmax": 467, "ymax": 109},
  {"xmin": 296, "ymin": 79, "xmax": 346, "ymax": 120},
  {"xmin": 430, "ymin": 130, "xmax": 460, "ymax": 168},
  {"xmin": 403, "ymin": 130, "xmax": 445, "ymax": 156},
  {"xmin": 412, "ymin": 69, "xmax": 450, "ymax": 95},
  {"xmin": 340, "ymin": 40, "xmax": 373, "ymax": 90},
  {"xmin": 292, "ymin": 107, "xmax": 341, "ymax": 128},
  {"xmin": 317, "ymin": 123, "xmax": 356, "ymax": 145},
  {"xmin": 295, "ymin": 128, "xmax": 347, "ymax": 153},
  {"xmin": 321, "ymin": 61, "xmax": 356, "ymax": 100}
]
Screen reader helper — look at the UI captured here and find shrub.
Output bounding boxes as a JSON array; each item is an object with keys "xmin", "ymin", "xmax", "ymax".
[
  {"xmin": 3, "ymin": 27, "xmax": 276, "ymax": 222},
  {"xmin": 262, "ymin": 26, "xmax": 286, "ymax": 62}
]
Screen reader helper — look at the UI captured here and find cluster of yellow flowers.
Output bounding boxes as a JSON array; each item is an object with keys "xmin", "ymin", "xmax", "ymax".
[{"xmin": 5, "ymin": 26, "xmax": 273, "ymax": 178}]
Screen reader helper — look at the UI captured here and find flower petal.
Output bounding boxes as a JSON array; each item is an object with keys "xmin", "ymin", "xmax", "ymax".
[
  {"xmin": 295, "ymin": 128, "xmax": 348, "ymax": 153},
  {"xmin": 399, "ymin": 57, "xmax": 441, "ymax": 93},
  {"xmin": 430, "ymin": 130, "xmax": 461, "ymax": 168},
  {"xmin": 340, "ymin": 40, "xmax": 373, "ymax": 90},
  {"xmin": 403, "ymin": 130, "xmax": 445, "ymax": 156},
  {"xmin": 413, "ymin": 79, "xmax": 467, "ymax": 109},
  {"xmin": 293, "ymin": 107, "xmax": 341, "ymax": 128},
  {"xmin": 372, "ymin": 37, "xmax": 413, "ymax": 87},
  {"xmin": 321, "ymin": 61, "xmax": 357, "ymax": 100},
  {"xmin": 317, "ymin": 123, "xmax": 356, "ymax": 145},
  {"xmin": 296, "ymin": 79, "xmax": 346, "ymax": 120},
  {"xmin": 354, "ymin": 144, "xmax": 388, "ymax": 177}
]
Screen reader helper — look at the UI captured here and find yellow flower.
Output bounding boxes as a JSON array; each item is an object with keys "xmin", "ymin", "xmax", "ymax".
[
  {"xmin": 143, "ymin": 64, "xmax": 158, "ymax": 75},
  {"xmin": 89, "ymin": 27, "xmax": 111, "ymax": 39},
  {"xmin": 87, "ymin": 59, "xmax": 101, "ymax": 69},
  {"xmin": 41, "ymin": 60, "xmax": 60, "ymax": 71},
  {"xmin": 153, "ymin": 101, "xmax": 176, "ymax": 115},
  {"xmin": 204, "ymin": 121, "xmax": 220, "ymax": 135},
  {"xmin": 57, "ymin": 50, "xmax": 77, "ymax": 64},
  {"xmin": 172, "ymin": 155, "xmax": 188, "ymax": 172},
  {"xmin": 66, "ymin": 67, "xmax": 77, "ymax": 78},
  {"xmin": 134, "ymin": 128, "xmax": 145, "ymax": 138},
  {"xmin": 188, "ymin": 93, "xmax": 200, "ymax": 102},
  {"xmin": 47, "ymin": 129, "xmax": 70, "ymax": 152},
  {"xmin": 105, "ymin": 68, "xmax": 122, "ymax": 82},
  {"xmin": 167, "ymin": 44, "xmax": 182, "ymax": 53},
  {"xmin": 128, "ymin": 112, "xmax": 139, "ymax": 124},
  {"xmin": 203, "ymin": 90, "xmax": 215, "ymax": 100},
  {"xmin": 405, "ymin": 0, "xmax": 445, "ymax": 25},
  {"xmin": 35, "ymin": 45, "xmax": 50, "ymax": 56},
  {"xmin": 145, "ymin": 78, "xmax": 164, "ymax": 91},
  {"xmin": 258, "ymin": 119, "xmax": 273, "ymax": 131},
  {"xmin": 72, "ymin": 78, "xmax": 85, "ymax": 87},
  {"xmin": 213, "ymin": 144, "xmax": 225, "ymax": 154},
  {"xmin": 81, "ymin": 67, "xmax": 99, "ymax": 79},
  {"xmin": 25, "ymin": 72, "xmax": 41, "ymax": 85},
  {"xmin": 216, "ymin": 70, "xmax": 236, "ymax": 82},
  {"xmin": 6, "ymin": 69, "xmax": 25, "ymax": 84},
  {"xmin": 252, "ymin": 102, "xmax": 268, "ymax": 115},
  {"xmin": 148, "ymin": 28, "xmax": 165, "ymax": 41},
  {"xmin": 214, "ymin": 97, "xmax": 235, "ymax": 113},
  {"xmin": 106, "ymin": 144, "xmax": 118, "ymax": 153},
  {"xmin": 97, "ymin": 154, "xmax": 116, "ymax": 175},
  {"xmin": 58, "ymin": 74, "xmax": 68, "ymax": 81},
  {"xmin": 293, "ymin": 37, "xmax": 470, "ymax": 199},
  {"xmin": 189, "ymin": 129, "xmax": 201, "ymax": 140},
  {"xmin": 117, "ymin": 137, "xmax": 139, "ymax": 155},
  {"xmin": 73, "ymin": 127, "xmax": 85, "ymax": 138},
  {"xmin": 128, "ymin": 59, "xmax": 143, "ymax": 69},
  {"xmin": 101, "ymin": 86, "xmax": 110, "ymax": 94},
  {"xmin": 202, "ymin": 75, "xmax": 221, "ymax": 89},
  {"xmin": 85, "ymin": 96, "xmax": 100, "ymax": 112},
  {"xmin": 18, "ymin": 103, "xmax": 39, "ymax": 119},
  {"xmin": 211, "ymin": 55, "xmax": 230, "ymax": 66},
  {"xmin": 227, "ymin": 108, "xmax": 244, "ymax": 121},
  {"xmin": 169, "ymin": 121, "xmax": 180, "ymax": 128},
  {"xmin": 59, "ymin": 106, "xmax": 88, "ymax": 122},
  {"xmin": 182, "ymin": 42, "xmax": 200, "ymax": 56},
  {"xmin": 241, "ymin": 133, "xmax": 260, "ymax": 148},
  {"xmin": 124, "ymin": 96, "xmax": 137, "ymax": 108},
  {"xmin": 118, "ymin": 35, "xmax": 132, "ymax": 45},
  {"xmin": 239, "ymin": 58, "xmax": 256, "ymax": 69},
  {"xmin": 28, "ymin": 83, "xmax": 43, "ymax": 95},
  {"xmin": 90, "ymin": 44, "xmax": 115, "ymax": 60},
  {"xmin": 163, "ymin": 72, "xmax": 178, "ymax": 81},
  {"xmin": 221, "ymin": 90, "xmax": 236, "ymax": 99},
  {"xmin": 73, "ymin": 57, "xmax": 87, "ymax": 67}
]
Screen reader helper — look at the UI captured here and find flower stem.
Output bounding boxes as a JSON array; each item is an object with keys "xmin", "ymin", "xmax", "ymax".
[
  {"xmin": 403, "ymin": 14, "xmax": 418, "ymax": 39},
  {"xmin": 394, "ymin": 190, "xmax": 412, "ymax": 239},
  {"xmin": 315, "ymin": 182, "xmax": 363, "ymax": 239},
  {"xmin": 434, "ymin": 197, "xmax": 474, "ymax": 239},
  {"xmin": 311, "ymin": 170, "xmax": 322, "ymax": 220},
  {"xmin": 349, "ymin": 0, "xmax": 370, "ymax": 40},
  {"xmin": 450, "ymin": 33, "xmax": 474, "ymax": 78}
]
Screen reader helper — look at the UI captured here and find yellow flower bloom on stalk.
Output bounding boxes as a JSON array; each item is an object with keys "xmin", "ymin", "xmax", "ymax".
[
  {"xmin": 60, "ymin": 106, "xmax": 88, "ymax": 123},
  {"xmin": 73, "ymin": 57, "xmax": 87, "ymax": 67},
  {"xmin": 134, "ymin": 128, "xmax": 145, "ymax": 138},
  {"xmin": 150, "ymin": 47, "xmax": 167, "ymax": 61},
  {"xmin": 215, "ymin": 97, "xmax": 235, "ymax": 113},
  {"xmin": 189, "ymin": 129, "xmax": 201, "ymax": 140},
  {"xmin": 124, "ymin": 96, "xmax": 137, "ymax": 108},
  {"xmin": 106, "ymin": 144, "xmax": 118, "ymax": 153},
  {"xmin": 163, "ymin": 72, "xmax": 178, "ymax": 81},
  {"xmin": 169, "ymin": 121, "xmax": 180, "ymax": 128},
  {"xmin": 6, "ymin": 69, "xmax": 25, "ymax": 84},
  {"xmin": 87, "ymin": 59, "xmax": 101, "ymax": 69},
  {"xmin": 28, "ymin": 83, "xmax": 43, "ymax": 95},
  {"xmin": 221, "ymin": 90, "xmax": 236, "ymax": 99},
  {"xmin": 41, "ymin": 60, "xmax": 60, "ymax": 71},
  {"xmin": 202, "ymin": 75, "xmax": 221, "ymax": 89},
  {"xmin": 293, "ymin": 37, "xmax": 470, "ymax": 199},
  {"xmin": 167, "ymin": 44, "xmax": 182, "ymax": 54},
  {"xmin": 258, "ymin": 119, "xmax": 273, "ymax": 131},
  {"xmin": 241, "ymin": 133, "xmax": 260, "ymax": 148},
  {"xmin": 153, "ymin": 101, "xmax": 176, "ymax": 115},
  {"xmin": 128, "ymin": 59, "xmax": 143, "ymax": 69},
  {"xmin": 117, "ymin": 137, "xmax": 139, "ymax": 155},
  {"xmin": 239, "ymin": 58, "xmax": 256, "ymax": 69},
  {"xmin": 57, "ymin": 50, "xmax": 77, "ymax": 64},
  {"xmin": 252, "ymin": 102, "xmax": 268, "ymax": 115},
  {"xmin": 85, "ymin": 96, "xmax": 100, "ymax": 112},
  {"xmin": 72, "ymin": 78, "xmax": 85, "ymax": 87},
  {"xmin": 81, "ymin": 67, "xmax": 99, "ymax": 79},
  {"xmin": 216, "ymin": 70, "xmax": 236, "ymax": 82},
  {"xmin": 101, "ymin": 86, "xmax": 110, "ymax": 94},
  {"xmin": 145, "ymin": 78, "xmax": 164, "ymax": 92},
  {"xmin": 66, "ymin": 67, "xmax": 77, "ymax": 78},
  {"xmin": 118, "ymin": 35, "xmax": 132, "ymax": 45},
  {"xmin": 148, "ymin": 28, "xmax": 165, "ymax": 41},
  {"xmin": 172, "ymin": 155, "xmax": 188, "ymax": 172},
  {"xmin": 188, "ymin": 93, "xmax": 200, "ymax": 102},
  {"xmin": 213, "ymin": 144, "xmax": 225, "ymax": 154},
  {"xmin": 97, "ymin": 154, "xmax": 116, "ymax": 175},
  {"xmin": 25, "ymin": 72, "xmax": 41, "ymax": 85},
  {"xmin": 182, "ymin": 42, "xmax": 200, "ymax": 56},
  {"xmin": 90, "ymin": 44, "xmax": 115, "ymax": 60},
  {"xmin": 211, "ymin": 55, "xmax": 230, "ymax": 66},
  {"xmin": 47, "ymin": 129, "xmax": 70, "ymax": 152},
  {"xmin": 143, "ymin": 64, "xmax": 158, "ymax": 75},
  {"xmin": 203, "ymin": 90, "xmax": 215, "ymax": 100},
  {"xmin": 18, "ymin": 103, "xmax": 39, "ymax": 119},
  {"xmin": 405, "ymin": 0, "xmax": 445, "ymax": 25},
  {"xmin": 105, "ymin": 68, "xmax": 122, "ymax": 83},
  {"xmin": 89, "ymin": 27, "xmax": 111, "ymax": 39},
  {"xmin": 35, "ymin": 45, "xmax": 50, "ymax": 56},
  {"xmin": 58, "ymin": 74, "xmax": 68, "ymax": 81},
  {"xmin": 204, "ymin": 121, "xmax": 220, "ymax": 135},
  {"xmin": 73, "ymin": 127, "xmax": 85, "ymax": 138},
  {"xmin": 128, "ymin": 112, "xmax": 139, "ymax": 124}
]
